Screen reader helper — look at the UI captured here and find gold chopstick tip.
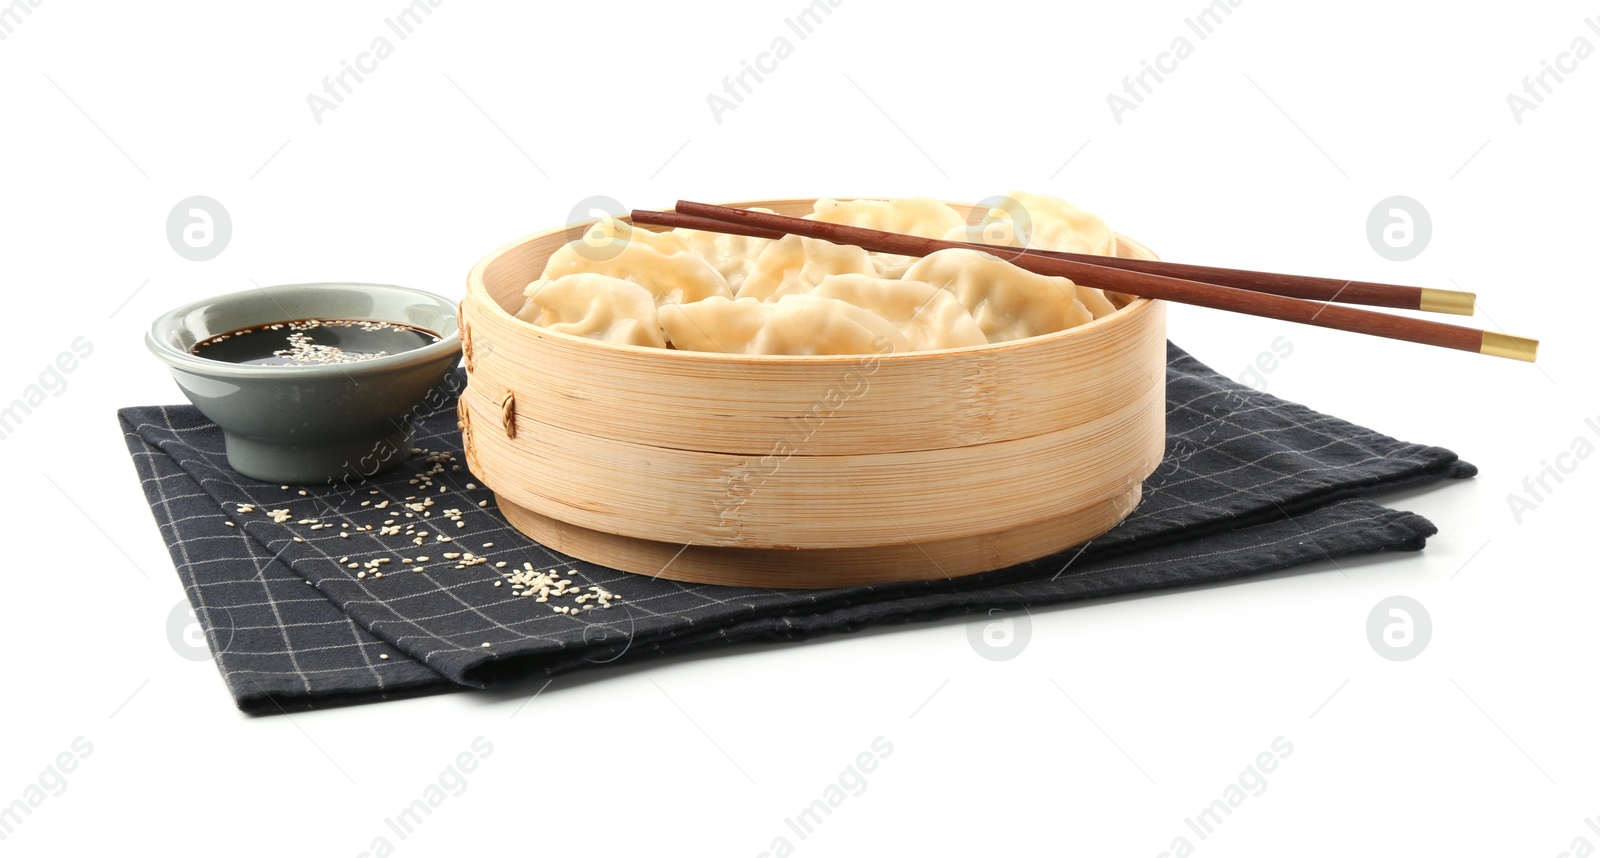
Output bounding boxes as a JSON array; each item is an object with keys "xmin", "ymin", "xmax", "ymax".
[
  {"xmin": 1480, "ymin": 332, "xmax": 1539, "ymax": 362},
  {"xmin": 1419, "ymin": 288, "xmax": 1476, "ymax": 315}
]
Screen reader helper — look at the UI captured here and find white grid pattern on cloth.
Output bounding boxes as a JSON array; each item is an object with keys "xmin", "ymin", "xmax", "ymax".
[
  {"xmin": 123, "ymin": 438, "xmax": 452, "ymax": 711},
  {"xmin": 121, "ymin": 351, "xmax": 1473, "ymax": 713}
]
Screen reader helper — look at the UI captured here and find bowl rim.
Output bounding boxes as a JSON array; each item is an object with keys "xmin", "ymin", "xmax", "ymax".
[
  {"xmin": 145, "ymin": 281, "xmax": 463, "ymax": 379},
  {"xmin": 466, "ymin": 198, "xmax": 1158, "ymax": 365}
]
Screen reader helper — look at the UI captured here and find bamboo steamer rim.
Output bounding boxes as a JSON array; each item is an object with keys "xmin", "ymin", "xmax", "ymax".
[{"xmin": 464, "ymin": 198, "xmax": 1157, "ymax": 360}]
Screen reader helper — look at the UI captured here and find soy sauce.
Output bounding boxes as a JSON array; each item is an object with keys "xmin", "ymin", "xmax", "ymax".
[{"xmin": 192, "ymin": 319, "xmax": 440, "ymax": 367}]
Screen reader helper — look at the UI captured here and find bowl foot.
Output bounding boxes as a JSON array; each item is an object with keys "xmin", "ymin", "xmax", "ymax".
[{"xmin": 222, "ymin": 428, "xmax": 414, "ymax": 486}]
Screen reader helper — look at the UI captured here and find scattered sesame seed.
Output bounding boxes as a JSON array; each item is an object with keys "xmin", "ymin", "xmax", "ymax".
[{"xmin": 379, "ymin": 653, "xmax": 389, "ymax": 660}]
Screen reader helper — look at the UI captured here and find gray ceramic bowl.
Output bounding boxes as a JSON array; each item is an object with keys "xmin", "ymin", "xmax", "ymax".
[{"xmin": 146, "ymin": 283, "xmax": 463, "ymax": 485}]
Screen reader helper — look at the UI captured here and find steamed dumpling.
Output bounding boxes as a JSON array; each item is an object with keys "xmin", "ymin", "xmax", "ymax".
[
  {"xmin": 979, "ymin": 192, "xmax": 1120, "ymax": 316},
  {"xmin": 542, "ymin": 216, "xmax": 732, "ymax": 306},
  {"xmin": 515, "ymin": 273, "xmax": 665, "ymax": 348},
  {"xmin": 809, "ymin": 273, "xmax": 987, "ymax": 351},
  {"xmin": 1070, "ymin": 280, "xmax": 1118, "ymax": 318},
  {"xmin": 809, "ymin": 197, "xmax": 965, "ymax": 236},
  {"xmin": 994, "ymin": 191, "xmax": 1117, "ymax": 257},
  {"xmin": 942, "ymin": 213, "xmax": 1024, "ymax": 248},
  {"xmin": 809, "ymin": 197, "xmax": 966, "ymax": 280},
  {"xmin": 902, "ymin": 248, "xmax": 1094, "ymax": 343},
  {"xmin": 658, "ymin": 295, "xmax": 908, "ymax": 356},
  {"xmin": 673, "ymin": 208, "xmax": 777, "ymax": 293},
  {"xmin": 735, "ymin": 235, "xmax": 877, "ymax": 302}
]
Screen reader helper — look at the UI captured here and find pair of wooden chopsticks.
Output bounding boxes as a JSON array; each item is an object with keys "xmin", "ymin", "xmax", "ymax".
[{"xmin": 630, "ymin": 201, "xmax": 1539, "ymax": 362}]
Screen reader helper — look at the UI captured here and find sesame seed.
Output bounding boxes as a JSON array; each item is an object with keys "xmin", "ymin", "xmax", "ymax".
[{"xmin": 379, "ymin": 653, "xmax": 390, "ymax": 660}]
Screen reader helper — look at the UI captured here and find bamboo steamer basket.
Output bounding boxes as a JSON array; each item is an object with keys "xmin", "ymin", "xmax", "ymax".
[{"xmin": 459, "ymin": 199, "xmax": 1167, "ymax": 588}]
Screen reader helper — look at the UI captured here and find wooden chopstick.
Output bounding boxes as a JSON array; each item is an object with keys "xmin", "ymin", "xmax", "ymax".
[
  {"xmin": 650, "ymin": 201, "xmax": 1538, "ymax": 362},
  {"xmin": 632, "ymin": 209, "xmax": 1473, "ymax": 316}
]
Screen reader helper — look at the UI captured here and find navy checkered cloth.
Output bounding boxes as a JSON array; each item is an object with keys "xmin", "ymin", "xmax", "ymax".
[{"xmin": 120, "ymin": 344, "xmax": 1474, "ymax": 714}]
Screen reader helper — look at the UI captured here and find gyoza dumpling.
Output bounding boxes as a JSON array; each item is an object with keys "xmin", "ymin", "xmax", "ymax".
[
  {"xmin": 809, "ymin": 197, "xmax": 966, "ymax": 279},
  {"xmin": 902, "ymin": 248, "xmax": 1095, "ymax": 343},
  {"xmin": 994, "ymin": 191, "xmax": 1116, "ymax": 257},
  {"xmin": 658, "ymin": 295, "xmax": 908, "ymax": 356},
  {"xmin": 985, "ymin": 192, "xmax": 1120, "ymax": 317},
  {"xmin": 810, "ymin": 197, "xmax": 965, "ymax": 236},
  {"xmin": 942, "ymin": 211, "xmax": 1024, "ymax": 248},
  {"xmin": 809, "ymin": 274, "xmax": 987, "ymax": 351},
  {"xmin": 541, "ymin": 216, "xmax": 732, "ymax": 306},
  {"xmin": 515, "ymin": 273, "xmax": 666, "ymax": 348},
  {"xmin": 673, "ymin": 208, "xmax": 778, "ymax": 293},
  {"xmin": 734, "ymin": 235, "xmax": 877, "ymax": 302}
]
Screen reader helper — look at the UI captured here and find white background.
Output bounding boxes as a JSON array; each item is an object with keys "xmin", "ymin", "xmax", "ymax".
[{"xmin": 1, "ymin": 1, "xmax": 1596, "ymax": 855}]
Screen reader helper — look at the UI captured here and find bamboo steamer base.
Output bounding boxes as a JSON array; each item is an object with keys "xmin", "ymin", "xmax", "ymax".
[
  {"xmin": 496, "ymin": 483, "xmax": 1141, "ymax": 589},
  {"xmin": 465, "ymin": 198, "xmax": 1166, "ymax": 589}
]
